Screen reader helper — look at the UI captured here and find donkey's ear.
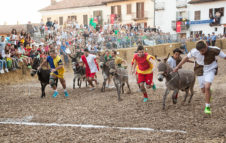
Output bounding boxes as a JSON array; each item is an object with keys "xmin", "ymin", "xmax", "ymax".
[
  {"xmin": 155, "ymin": 55, "xmax": 161, "ymax": 62},
  {"xmin": 163, "ymin": 53, "xmax": 170, "ymax": 63}
]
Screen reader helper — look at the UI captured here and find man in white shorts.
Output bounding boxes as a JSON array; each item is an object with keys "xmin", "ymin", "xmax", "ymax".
[{"xmin": 174, "ymin": 40, "xmax": 226, "ymax": 114}]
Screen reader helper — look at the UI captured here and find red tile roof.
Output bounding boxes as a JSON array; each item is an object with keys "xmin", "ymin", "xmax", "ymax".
[
  {"xmin": 40, "ymin": 0, "xmax": 121, "ymax": 11},
  {"xmin": 189, "ymin": 0, "xmax": 226, "ymax": 4}
]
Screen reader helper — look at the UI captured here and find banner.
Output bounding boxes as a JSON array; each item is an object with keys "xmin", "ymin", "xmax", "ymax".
[
  {"xmin": 176, "ymin": 21, "xmax": 181, "ymax": 33},
  {"xmin": 89, "ymin": 18, "xmax": 96, "ymax": 28},
  {"xmin": 110, "ymin": 14, "xmax": 115, "ymax": 24},
  {"xmin": 186, "ymin": 19, "xmax": 214, "ymax": 25}
]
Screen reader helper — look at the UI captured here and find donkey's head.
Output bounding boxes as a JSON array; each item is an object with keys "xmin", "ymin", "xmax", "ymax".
[
  {"xmin": 155, "ymin": 53, "xmax": 172, "ymax": 82},
  {"xmin": 31, "ymin": 56, "xmax": 41, "ymax": 77}
]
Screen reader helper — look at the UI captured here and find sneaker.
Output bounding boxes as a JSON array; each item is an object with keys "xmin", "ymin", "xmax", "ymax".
[
  {"xmin": 64, "ymin": 91, "xmax": 69, "ymax": 97},
  {"xmin": 5, "ymin": 68, "xmax": 8, "ymax": 73},
  {"xmin": 0, "ymin": 69, "xmax": 4, "ymax": 74},
  {"xmin": 52, "ymin": 91, "xmax": 59, "ymax": 98},
  {"xmin": 204, "ymin": 107, "xmax": 211, "ymax": 114},
  {"xmin": 152, "ymin": 84, "xmax": 156, "ymax": 91},
  {"xmin": 89, "ymin": 88, "xmax": 95, "ymax": 91},
  {"xmin": 143, "ymin": 98, "xmax": 148, "ymax": 102},
  {"xmin": 27, "ymin": 65, "xmax": 32, "ymax": 69}
]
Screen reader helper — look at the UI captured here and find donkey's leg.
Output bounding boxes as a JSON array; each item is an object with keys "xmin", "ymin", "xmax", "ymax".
[
  {"xmin": 73, "ymin": 76, "xmax": 76, "ymax": 89},
  {"xmin": 121, "ymin": 83, "xmax": 125, "ymax": 94},
  {"xmin": 41, "ymin": 83, "xmax": 47, "ymax": 98},
  {"xmin": 101, "ymin": 78, "xmax": 107, "ymax": 92},
  {"xmin": 172, "ymin": 90, "xmax": 179, "ymax": 104},
  {"xmin": 126, "ymin": 80, "xmax": 131, "ymax": 94},
  {"xmin": 188, "ymin": 87, "xmax": 194, "ymax": 103},
  {"xmin": 41, "ymin": 83, "xmax": 44, "ymax": 98},
  {"xmin": 183, "ymin": 89, "xmax": 189, "ymax": 102},
  {"xmin": 163, "ymin": 88, "xmax": 170, "ymax": 110}
]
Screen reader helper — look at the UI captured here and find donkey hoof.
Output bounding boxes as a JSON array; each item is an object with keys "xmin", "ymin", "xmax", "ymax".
[{"xmin": 118, "ymin": 98, "xmax": 123, "ymax": 101}]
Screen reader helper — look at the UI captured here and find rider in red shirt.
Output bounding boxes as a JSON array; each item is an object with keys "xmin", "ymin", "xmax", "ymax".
[{"xmin": 131, "ymin": 45, "xmax": 156, "ymax": 102}]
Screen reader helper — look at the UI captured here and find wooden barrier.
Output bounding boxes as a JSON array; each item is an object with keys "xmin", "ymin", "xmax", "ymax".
[
  {"xmin": 0, "ymin": 67, "xmax": 34, "ymax": 85},
  {"xmin": 117, "ymin": 43, "xmax": 181, "ymax": 62}
]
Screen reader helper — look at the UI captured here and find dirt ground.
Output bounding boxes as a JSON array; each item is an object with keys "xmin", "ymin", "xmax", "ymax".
[{"xmin": 0, "ymin": 53, "xmax": 226, "ymax": 143}]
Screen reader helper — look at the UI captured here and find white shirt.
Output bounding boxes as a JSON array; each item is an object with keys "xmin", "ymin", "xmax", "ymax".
[
  {"xmin": 86, "ymin": 54, "xmax": 98, "ymax": 73},
  {"xmin": 167, "ymin": 56, "xmax": 177, "ymax": 68},
  {"xmin": 187, "ymin": 47, "xmax": 226, "ymax": 73}
]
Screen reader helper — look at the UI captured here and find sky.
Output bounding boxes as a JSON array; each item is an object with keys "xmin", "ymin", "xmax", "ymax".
[{"xmin": 0, "ymin": 0, "xmax": 50, "ymax": 25}]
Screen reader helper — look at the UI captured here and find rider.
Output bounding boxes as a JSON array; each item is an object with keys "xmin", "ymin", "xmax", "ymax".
[
  {"xmin": 174, "ymin": 40, "xmax": 226, "ymax": 114},
  {"xmin": 167, "ymin": 48, "xmax": 194, "ymax": 99},
  {"xmin": 131, "ymin": 45, "xmax": 156, "ymax": 102},
  {"xmin": 81, "ymin": 48, "xmax": 99, "ymax": 90},
  {"xmin": 38, "ymin": 49, "xmax": 69, "ymax": 97},
  {"xmin": 111, "ymin": 50, "xmax": 127, "ymax": 68}
]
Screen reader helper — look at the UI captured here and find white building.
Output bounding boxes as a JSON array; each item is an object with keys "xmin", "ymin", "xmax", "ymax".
[
  {"xmin": 188, "ymin": 0, "xmax": 226, "ymax": 36},
  {"xmin": 155, "ymin": 0, "xmax": 226, "ymax": 37},
  {"xmin": 39, "ymin": 0, "xmax": 154, "ymax": 28},
  {"xmin": 155, "ymin": 0, "xmax": 177, "ymax": 34}
]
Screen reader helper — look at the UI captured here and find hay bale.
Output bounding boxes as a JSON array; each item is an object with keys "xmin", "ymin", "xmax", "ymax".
[
  {"xmin": 216, "ymin": 40, "xmax": 222, "ymax": 49},
  {"xmin": 165, "ymin": 44, "xmax": 175, "ymax": 56},
  {"xmin": 145, "ymin": 46, "xmax": 154, "ymax": 56},
  {"xmin": 0, "ymin": 68, "xmax": 34, "ymax": 85},
  {"xmin": 222, "ymin": 39, "xmax": 226, "ymax": 49},
  {"xmin": 186, "ymin": 41, "xmax": 196, "ymax": 51}
]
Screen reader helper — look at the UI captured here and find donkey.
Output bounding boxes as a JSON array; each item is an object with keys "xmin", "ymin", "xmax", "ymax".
[
  {"xmin": 69, "ymin": 52, "xmax": 87, "ymax": 89},
  {"xmin": 156, "ymin": 54, "xmax": 196, "ymax": 110},
  {"xmin": 30, "ymin": 56, "xmax": 58, "ymax": 98},
  {"xmin": 107, "ymin": 59, "xmax": 131, "ymax": 101},
  {"xmin": 99, "ymin": 55, "xmax": 111, "ymax": 92}
]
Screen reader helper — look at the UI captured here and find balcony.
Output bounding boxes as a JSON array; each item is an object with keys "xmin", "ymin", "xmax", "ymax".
[
  {"xmin": 176, "ymin": 0, "xmax": 187, "ymax": 8},
  {"xmin": 155, "ymin": 2, "xmax": 165, "ymax": 11},
  {"xmin": 176, "ymin": 11, "xmax": 189, "ymax": 21},
  {"xmin": 132, "ymin": 11, "xmax": 149, "ymax": 21}
]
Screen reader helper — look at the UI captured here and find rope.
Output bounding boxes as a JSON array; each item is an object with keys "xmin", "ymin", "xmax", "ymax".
[{"xmin": 165, "ymin": 71, "xmax": 180, "ymax": 87}]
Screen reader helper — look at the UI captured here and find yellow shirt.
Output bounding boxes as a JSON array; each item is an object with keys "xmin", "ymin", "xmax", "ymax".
[
  {"xmin": 134, "ymin": 54, "xmax": 155, "ymax": 74},
  {"xmin": 115, "ymin": 56, "xmax": 124, "ymax": 66}
]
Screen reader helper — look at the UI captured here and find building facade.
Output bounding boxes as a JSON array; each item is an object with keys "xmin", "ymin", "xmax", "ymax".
[
  {"xmin": 39, "ymin": 0, "xmax": 154, "ymax": 28},
  {"xmin": 155, "ymin": 0, "xmax": 226, "ymax": 37},
  {"xmin": 188, "ymin": 0, "xmax": 226, "ymax": 36}
]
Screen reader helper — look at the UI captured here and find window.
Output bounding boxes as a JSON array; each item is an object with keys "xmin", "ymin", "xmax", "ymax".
[
  {"xmin": 59, "ymin": 17, "xmax": 63, "ymax": 25},
  {"xmin": 215, "ymin": 28, "xmax": 218, "ymax": 31},
  {"xmin": 47, "ymin": 17, "xmax": 51, "ymax": 21},
  {"xmin": 93, "ymin": 10, "xmax": 103, "ymax": 25},
  {"xmin": 117, "ymin": 5, "xmax": 121, "ymax": 15},
  {"xmin": 209, "ymin": 7, "xmax": 224, "ymax": 18},
  {"xmin": 194, "ymin": 11, "xmax": 200, "ymax": 20},
  {"xmin": 68, "ymin": 16, "xmax": 77, "ymax": 21},
  {"xmin": 83, "ymin": 15, "xmax": 88, "ymax": 25},
  {"xmin": 127, "ymin": 4, "xmax": 132, "ymax": 14},
  {"xmin": 136, "ymin": 2, "xmax": 144, "ymax": 18},
  {"xmin": 111, "ymin": 6, "xmax": 116, "ymax": 14}
]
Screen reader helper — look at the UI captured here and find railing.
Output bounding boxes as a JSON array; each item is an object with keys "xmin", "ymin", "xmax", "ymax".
[
  {"xmin": 132, "ymin": 11, "xmax": 149, "ymax": 21},
  {"xmin": 155, "ymin": 2, "xmax": 165, "ymax": 11},
  {"xmin": 82, "ymin": 34, "xmax": 180, "ymax": 49},
  {"xmin": 176, "ymin": 0, "xmax": 188, "ymax": 8},
  {"xmin": 176, "ymin": 11, "xmax": 189, "ymax": 21}
]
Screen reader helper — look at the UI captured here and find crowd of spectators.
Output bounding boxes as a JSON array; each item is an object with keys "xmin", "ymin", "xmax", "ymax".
[{"xmin": 0, "ymin": 17, "xmax": 225, "ymax": 74}]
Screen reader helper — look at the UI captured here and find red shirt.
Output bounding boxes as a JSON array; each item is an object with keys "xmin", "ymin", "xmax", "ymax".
[{"xmin": 134, "ymin": 53, "xmax": 150, "ymax": 71}]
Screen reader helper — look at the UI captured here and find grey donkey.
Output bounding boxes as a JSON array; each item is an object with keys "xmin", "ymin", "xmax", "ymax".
[
  {"xmin": 107, "ymin": 59, "xmax": 131, "ymax": 101},
  {"xmin": 99, "ymin": 55, "xmax": 112, "ymax": 92},
  {"xmin": 156, "ymin": 54, "xmax": 196, "ymax": 110}
]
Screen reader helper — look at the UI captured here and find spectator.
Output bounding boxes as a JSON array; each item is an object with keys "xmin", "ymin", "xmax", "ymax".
[{"xmin": 211, "ymin": 32, "xmax": 217, "ymax": 46}]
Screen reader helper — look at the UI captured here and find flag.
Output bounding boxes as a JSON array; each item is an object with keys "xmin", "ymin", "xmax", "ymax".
[
  {"xmin": 176, "ymin": 21, "xmax": 182, "ymax": 33},
  {"xmin": 110, "ymin": 14, "xmax": 115, "ymax": 24}
]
